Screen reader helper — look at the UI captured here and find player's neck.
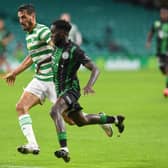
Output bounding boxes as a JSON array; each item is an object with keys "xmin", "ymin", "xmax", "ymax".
[
  {"xmin": 28, "ymin": 21, "xmax": 36, "ymax": 33},
  {"xmin": 56, "ymin": 38, "xmax": 69, "ymax": 48}
]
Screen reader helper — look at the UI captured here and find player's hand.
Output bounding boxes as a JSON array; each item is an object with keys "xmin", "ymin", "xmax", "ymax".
[
  {"xmin": 3, "ymin": 72, "xmax": 16, "ymax": 86},
  {"xmin": 83, "ymin": 85, "xmax": 95, "ymax": 95}
]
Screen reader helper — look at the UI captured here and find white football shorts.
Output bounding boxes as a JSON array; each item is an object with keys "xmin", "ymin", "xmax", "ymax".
[{"xmin": 24, "ymin": 78, "xmax": 57, "ymax": 104}]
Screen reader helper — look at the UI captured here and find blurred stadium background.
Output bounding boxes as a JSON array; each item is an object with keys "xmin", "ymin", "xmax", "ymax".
[
  {"xmin": 1, "ymin": 0, "xmax": 167, "ymax": 71},
  {"xmin": 1, "ymin": 1, "xmax": 168, "ymax": 168}
]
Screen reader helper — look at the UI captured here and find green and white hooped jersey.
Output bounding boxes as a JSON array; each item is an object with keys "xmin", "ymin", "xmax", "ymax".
[{"xmin": 26, "ymin": 23, "xmax": 53, "ymax": 81}]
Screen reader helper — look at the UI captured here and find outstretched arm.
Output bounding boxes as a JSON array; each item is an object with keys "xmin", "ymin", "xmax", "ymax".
[
  {"xmin": 83, "ymin": 61, "xmax": 100, "ymax": 95},
  {"xmin": 146, "ymin": 30, "xmax": 154, "ymax": 49},
  {"xmin": 3, "ymin": 55, "xmax": 33, "ymax": 85}
]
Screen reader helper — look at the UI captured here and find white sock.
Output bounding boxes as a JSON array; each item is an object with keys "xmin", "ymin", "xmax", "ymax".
[
  {"xmin": 19, "ymin": 114, "xmax": 38, "ymax": 146},
  {"xmin": 61, "ymin": 147, "xmax": 69, "ymax": 152},
  {"xmin": 114, "ymin": 116, "xmax": 118, "ymax": 124}
]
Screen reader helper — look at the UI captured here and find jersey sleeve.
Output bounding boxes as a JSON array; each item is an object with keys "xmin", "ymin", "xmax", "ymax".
[
  {"xmin": 38, "ymin": 26, "xmax": 51, "ymax": 43},
  {"xmin": 74, "ymin": 47, "xmax": 91, "ymax": 65}
]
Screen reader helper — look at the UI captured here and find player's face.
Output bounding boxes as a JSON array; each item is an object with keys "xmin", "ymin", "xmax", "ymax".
[
  {"xmin": 50, "ymin": 25, "xmax": 67, "ymax": 46},
  {"xmin": 160, "ymin": 9, "xmax": 168, "ymax": 21},
  {"xmin": 18, "ymin": 10, "xmax": 35, "ymax": 32}
]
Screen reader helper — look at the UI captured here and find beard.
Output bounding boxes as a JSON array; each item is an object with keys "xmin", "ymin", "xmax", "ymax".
[
  {"xmin": 21, "ymin": 21, "xmax": 33, "ymax": 32},
  {"xmin": 22, "ymin": 25, "xmax": 29, "ymax": 31}
]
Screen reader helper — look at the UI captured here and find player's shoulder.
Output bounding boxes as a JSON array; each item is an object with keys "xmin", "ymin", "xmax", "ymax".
[
  {"xmin": 66, "ymin": 41, "xmax": 77, "ymax": 51},
  {"xmin": 37, "ymin": 23, "xmax": 49, "ymax": 28},
  {"xmin": 70, "ymin": 23, "xmax": 78, "ymax": 31},
  {"xmin": 70, "ymin": 42, "xmax": 83, "ymax": 54},
  {"xmin": 35, "ymin": 23, "xmax": 50, "ymax": 33},
  {"xmin": 70, "ymin": 42, "xmax": 90, "ymax": 61}
]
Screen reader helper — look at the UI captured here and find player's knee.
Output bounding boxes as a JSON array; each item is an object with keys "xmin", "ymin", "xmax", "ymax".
[
  {"xmin": 62, "ymin": 113, "xmax": 75, "ymax": 125},
  {"xmin": 74, "ymin": 117, "xmax": 88, "ymax": 127},
  {"xmin": 16, "ymin": 102, "xmax": 26, "ymax": 113},
  {"xmin": 50, "ymin": 107, "xmax": 56, "ymax": 119},
  {"xmin": 50, "ymin": 105, "xmax": 59, "ymax": 119}
]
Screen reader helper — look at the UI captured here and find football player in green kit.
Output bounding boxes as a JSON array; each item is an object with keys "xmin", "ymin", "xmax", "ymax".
[
  {"xmin": 37, "ymin": 20, "xmax": 125, "ymax": 162},
  {"xmin": 146, "ymin": 7, "xmax": 168, "ymax": 97}
]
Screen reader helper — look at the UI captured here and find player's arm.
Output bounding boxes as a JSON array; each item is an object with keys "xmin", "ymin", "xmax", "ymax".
[
  {"xmin": 3, "ymin": 55, "xmax": 33, "ymax": 85},
  {"xmin": 36, "ymin": 56, "xmax": 52, "ymax": 74},
  {"xmin": 83, "ymin": 61, "xmax": 100, "ymax": 95},
  {"xmin": 75, "ymin": 48, "xmax": 100, "ymax": 95},
  {"xmin": 146, "ymin": 24, "xmax": 155, "ymax": 49},
  {"xmin": 146, "ymin": 31, "xmax": 154, "ymax": 48}
]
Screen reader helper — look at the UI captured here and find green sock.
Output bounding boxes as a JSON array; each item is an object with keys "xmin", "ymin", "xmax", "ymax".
[
  {"xmin": 57, "ymin": 132, "xmax": 67, "ymax": 147},
  {"xmin": 99, "ymin": 113, "xmax": 107, "ymax": 124}
]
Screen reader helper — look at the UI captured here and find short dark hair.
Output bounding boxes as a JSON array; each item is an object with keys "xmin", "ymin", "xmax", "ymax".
[
  {"xmin": 160, "ymin": 5, "xmax": 168, "ymax": 10},
  {"xmin": 17, "ymin": 4, "xmax": 35, "ymax": 14},
  {"xmin": 52, "ymin": 20, "xmax": 72, "ymax": 33}
]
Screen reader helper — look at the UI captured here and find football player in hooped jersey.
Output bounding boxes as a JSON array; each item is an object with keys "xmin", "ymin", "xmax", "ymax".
[
  {"xmin": 3, "ymin": 4, "xmax": 56, "ymax": 154},
  {"xmin": 146, "ymin": 7, "xmax": 168, "ymax": 96},
  {"xmin": 37, "ymin": 20, "xmax": 125, "ymax": 162}
]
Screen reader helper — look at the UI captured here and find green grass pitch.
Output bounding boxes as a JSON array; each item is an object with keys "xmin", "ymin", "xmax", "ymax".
[{"xmin": 0, "ymin": 69, "xmax": 168, "ymax": 168}]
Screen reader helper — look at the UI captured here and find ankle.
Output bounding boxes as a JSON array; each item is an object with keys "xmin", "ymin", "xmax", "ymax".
[{"xmin": 60, "ymin": 147, "xmax": 69, "ymax": 152}]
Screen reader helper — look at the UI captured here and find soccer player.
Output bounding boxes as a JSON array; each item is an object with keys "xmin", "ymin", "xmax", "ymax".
[
  {"xmin": 37, "ymin": 20, "xmax": 125, "ymax": 162},
  {"xmin": 146, "ymin": 6, "xmax": 168, "ymax": 97},
  {"xmin": 3, "ymin": 4, "xmax": 58, "ymax": 155},
  {"xmin": 3, "ymin": 4, "xmax": 113, "ymax": 155}
]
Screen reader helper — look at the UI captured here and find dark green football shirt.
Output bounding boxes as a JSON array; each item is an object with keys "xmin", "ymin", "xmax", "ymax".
[
  {"xmin": 52, "ymin": 41, "xmax": 91, "ymax": 97},
  {"xmin": 151, "ymin": 20, "xmax": 168, "ymax": 55}
]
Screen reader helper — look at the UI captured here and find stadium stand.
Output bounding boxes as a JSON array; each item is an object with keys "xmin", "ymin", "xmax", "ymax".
[{"xmin": 0, "ymin": 0, "xmax": 159, "ymax": 70}]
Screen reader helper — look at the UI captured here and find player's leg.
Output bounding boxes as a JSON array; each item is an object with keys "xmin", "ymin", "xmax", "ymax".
[
  {"xmin": 69, "ymin": 109, "xmax": 125, "ymax": 134},
  {"xmin": 62, "ymin": 90, "xmax": 115, "ymax": 136},
  {"xmin": 47, "ymin": 84, "xmax": 112, "ymax": 134},
  {"xmin": 16, "ymin": 78, "xmax": 47, "ymax": 154},
  {"xmin": 66, "ymin": 110, "xmax": 113, "ymax": 136},
  {"xmin": 62, "ymin": 111, "xmax": 75, "ymax": 125},
  {"xmin": 50, "ymin": 97, "xmax": 70, "ymax": 162},
  {"xmin": 16, "ymin": 91, "xmax": 40, "ymax": 154},
  {"xmin": 46, "ymin": 81, "xmax": 75, "ymax": 125},
  {"xmin": 158, "ymin": 56, "xmax": 168, "ymax": 97}
]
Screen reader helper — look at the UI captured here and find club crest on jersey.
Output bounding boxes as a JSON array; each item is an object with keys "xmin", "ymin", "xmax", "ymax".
[{"xmin": 62, "ymin": 51, "xmax": 69, "ymax": 60}]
